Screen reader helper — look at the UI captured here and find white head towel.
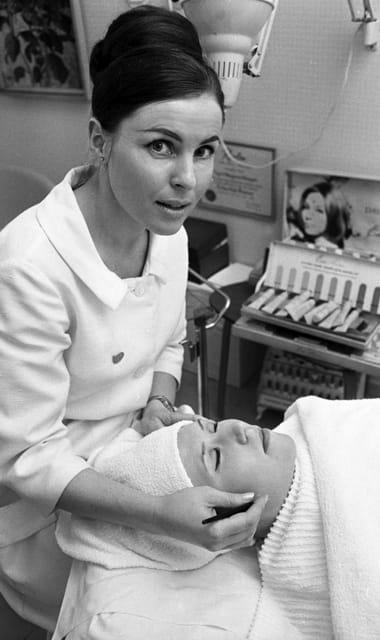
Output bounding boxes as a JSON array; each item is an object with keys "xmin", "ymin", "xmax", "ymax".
[
  {"xmin": 94, "ymin": 420, "xmax": 192, "ymax": 494},
  {"xmin": 56, "ymin": 422, "xmax": 218, "ymax": 570}
]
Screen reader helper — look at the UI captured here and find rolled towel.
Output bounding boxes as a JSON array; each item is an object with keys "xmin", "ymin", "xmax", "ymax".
[{"xmin": 56, "ymin": 422, "xmax": 218, "ymax": 570}]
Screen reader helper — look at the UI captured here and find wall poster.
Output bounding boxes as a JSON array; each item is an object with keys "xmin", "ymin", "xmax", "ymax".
[{"xmin": 283, "ymin": 168, "xmax": 380, "ymax": 258}]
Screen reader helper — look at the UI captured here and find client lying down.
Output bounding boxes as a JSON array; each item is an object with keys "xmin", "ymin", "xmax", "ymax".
[{"xmin": 53, "ymin": 396, "xmax": 380, "ymax": 640}]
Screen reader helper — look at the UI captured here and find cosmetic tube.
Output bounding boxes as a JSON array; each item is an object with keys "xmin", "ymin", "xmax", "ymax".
[
  {"xmin": 276, "ymin": 291, "xmax": 310, "ymax": 317},
  {"xmin": 330, "ymin": 300, "xmax": 352, "ymax": 328},
  {"xmin": 334, "ymin": 309, "xmax": 360, "ymax": 333},
  {"xmin": 318, "ymin": 306, "xmax": 341, "ymax": 329},
  {"xmin": 288, "ymin": 298, "xmax": 316, "ymax": 322},
  {"xmin": 312, "ymin": 300, "xmax": 339, "ymax": 324},
  {"xmin": 248, "ymin": 287, "xmax": 275, "ymax": 310},
  {"xmin": 262, "ymin": 290, "xmax": 289, "ymax": 314}
]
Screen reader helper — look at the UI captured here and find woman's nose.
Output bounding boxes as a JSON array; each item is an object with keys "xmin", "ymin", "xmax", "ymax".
[
  {"xmin": 218, "ymin": 421, "xmax": 248, "ymax": 445},
  {"xmin": 170, "ymin": 158, "xmax": 196, "ymax": 190}
]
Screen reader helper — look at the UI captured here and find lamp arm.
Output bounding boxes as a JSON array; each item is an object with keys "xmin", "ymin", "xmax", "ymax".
[
  {"xmin": 347, "ymin": 0, "xmax": 376, "ymax": 22},
  {"xmin": 245, "ymin": 0, "xmax": 279, "ymax": 77},
  {"xmin": 188, "ymin": 266, "xmax": 230, "ymax": 331},
  {"xmin": 364, "ymin": 0, "xmax": 376, "ymax": 19}
]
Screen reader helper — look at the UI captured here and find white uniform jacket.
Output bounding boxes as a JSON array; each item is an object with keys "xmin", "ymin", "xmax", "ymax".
[{"xmin": 0, "ymin": 166, "xmax": 188, "ymax": 529}]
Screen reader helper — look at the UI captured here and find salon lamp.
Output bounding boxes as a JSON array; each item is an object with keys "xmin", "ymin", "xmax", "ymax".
[
  {"xmin": 347, "ymin": 0, "xmax": 379, "ymax": 47},
  {"xmin": 181, "ymin": 0, "xmax": 277, "ymax": 107},
  {"xmin": 126, "ymin": 0, "xmax": 278, "ymax": 107}
]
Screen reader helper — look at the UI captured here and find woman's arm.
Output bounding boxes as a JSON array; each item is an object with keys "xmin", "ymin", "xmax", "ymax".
[
  {"xmin": 57, "ymin": 467, "xmax": 267, "ymax": 551},
  {"xmin": 0, "ymin": 260, "xmax": 88, "ymax": 515},
  {"xmin": 138, "ymin": 227, "xmax": 194, "ymax": 434}
]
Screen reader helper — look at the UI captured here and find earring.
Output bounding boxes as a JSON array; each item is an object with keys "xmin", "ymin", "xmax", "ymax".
[{"xmin": 99, "ymin": 142, "xmax": 107, "ymax": 163}]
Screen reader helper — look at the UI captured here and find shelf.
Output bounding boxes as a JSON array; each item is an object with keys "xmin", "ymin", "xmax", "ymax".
[{"xmin": 233, "ymin": 317, "xmax": 380, "ymax": 378}]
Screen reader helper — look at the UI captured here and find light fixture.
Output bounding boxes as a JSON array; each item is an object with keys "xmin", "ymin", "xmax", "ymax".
[
  {"xmin": 125, "ymin": 0, "xmax": 278, "ymax": 107},
  {"xmin": 347, "ymin": 0, "xmax": 379, "ymax": 48},
  {"xmin": 181, "ymin": 0, "xmax": 277, "ymax": 107}
]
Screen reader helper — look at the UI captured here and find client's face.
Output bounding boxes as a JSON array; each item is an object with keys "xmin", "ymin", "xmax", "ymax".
[{"xmin": 178, "ymin": 419, "xmax": 296, "ymax": 535}]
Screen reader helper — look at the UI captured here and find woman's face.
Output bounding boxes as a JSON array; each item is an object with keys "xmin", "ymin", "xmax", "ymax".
[
  {"xmin": 178, "ymin": 419, "xmax": 296, "ymax": 536},
  {"xmin": 104, "ymin": 94, "xmax": 223, "ymax": 235},
  {"xmin": 301, "ymin": 192, "xmax": 327, "ymax": 237}
]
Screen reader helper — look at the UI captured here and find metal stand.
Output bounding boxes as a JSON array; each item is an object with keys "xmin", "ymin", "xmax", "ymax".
[{"xmin": 182, "ymin": 267, "xmax": 230, "ymax": 416}]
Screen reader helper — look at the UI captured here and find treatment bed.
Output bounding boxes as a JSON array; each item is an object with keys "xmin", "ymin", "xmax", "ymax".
[{"xmin": 53, "ymin": 396, "xmax": 380, "ymax": 639}]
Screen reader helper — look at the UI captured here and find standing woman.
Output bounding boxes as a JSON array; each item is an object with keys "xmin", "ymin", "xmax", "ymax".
[{"xmin": 0, "ymin": 5, "xmax": 265, "ymax": 637}]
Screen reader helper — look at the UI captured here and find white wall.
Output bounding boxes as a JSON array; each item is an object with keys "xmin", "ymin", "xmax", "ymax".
[{"xmin": 1, "ymin": 0, "xmax": 380, "ymax": 265}]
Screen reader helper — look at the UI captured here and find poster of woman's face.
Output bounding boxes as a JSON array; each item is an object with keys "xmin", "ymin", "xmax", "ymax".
[{"xmin": 283, "ymin": 170, "xmax": 380, "ymax": 258}]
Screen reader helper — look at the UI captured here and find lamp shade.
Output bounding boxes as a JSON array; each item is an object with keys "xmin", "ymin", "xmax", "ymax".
[{"xmin": 182, "ymin": 0, "xmax": 275, "ymax": 107}]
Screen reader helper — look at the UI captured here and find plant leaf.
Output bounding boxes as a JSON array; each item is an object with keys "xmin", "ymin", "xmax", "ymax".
[
  {"xmin": 47, "ymin": 52, "xmax": 68, "ymax": 84},
  {"xmin": 5, "ymin": 33, "xmax": 20, "ymax": 62},
  {"xmin": 14, "ymin": 66, "xmax": 25, "ymax": 81}
]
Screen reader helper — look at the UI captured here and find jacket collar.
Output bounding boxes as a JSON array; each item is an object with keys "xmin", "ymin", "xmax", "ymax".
[{"xmin": 37, "ymin": 167, "xmax": 169, "ymax": 309}]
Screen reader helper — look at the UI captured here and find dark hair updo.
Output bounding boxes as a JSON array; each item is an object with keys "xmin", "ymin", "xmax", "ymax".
[{"xmin": 89, "ymin": 5, "xmax": 225, "ymax": 132}]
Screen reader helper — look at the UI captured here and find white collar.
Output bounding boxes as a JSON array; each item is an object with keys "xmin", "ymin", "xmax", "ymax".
[{"xmin": 37, "ymin": 166, "xmax": 169, "ymax": 309}]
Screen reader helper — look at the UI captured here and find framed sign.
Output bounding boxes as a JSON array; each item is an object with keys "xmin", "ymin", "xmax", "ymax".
[
  {"xmin": 283, "ymin": 168, "xmax": 380, "ymax": 258},
  {"xmin": 202, "ymin": 142, "xmax": 275, "ymax": 220},
  {"xmin": 0, "ymin": 0, "xmax": 90, "ymax": 99}
]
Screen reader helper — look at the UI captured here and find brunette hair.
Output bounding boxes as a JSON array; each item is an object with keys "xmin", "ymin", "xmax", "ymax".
[
  {"xmin": 89, "ymin": 5, "xmax": 224, "ymax": 131},
  {"xmin": 294, "ymin": 182, "xmax": 352, "ymax": 248}
]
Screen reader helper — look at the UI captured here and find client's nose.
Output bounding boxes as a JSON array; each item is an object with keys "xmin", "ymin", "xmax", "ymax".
[{"xmin": 220, "ymin": 421, "xmax": 249, "ymax": 445}]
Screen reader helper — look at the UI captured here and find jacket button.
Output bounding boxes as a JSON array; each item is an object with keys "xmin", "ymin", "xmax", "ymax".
[
  {"xmin": 112, "ymin": 352, "xmax": 124, "ymax": 364},
  {"xmin": 135, "ymin": 283, "xmax": 145, "ymax": 297}
]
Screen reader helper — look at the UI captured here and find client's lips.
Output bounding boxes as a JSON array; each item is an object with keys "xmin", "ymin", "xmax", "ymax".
[{"xmin": 262, "ymin": 428, "xmax": 270, "ymax": 452}]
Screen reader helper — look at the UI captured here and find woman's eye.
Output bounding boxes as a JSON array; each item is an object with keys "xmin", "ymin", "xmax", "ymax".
[
  {"xmin": 195, "ymin": 145, "xmax": 215, "ymax": 160},
  {"xmin": 149, "ymin": 140, "xmax": 173, "ymax": 156},
  {"xmin": 213, "ymin": 448, "xmax": 220, "ymax": 470}
]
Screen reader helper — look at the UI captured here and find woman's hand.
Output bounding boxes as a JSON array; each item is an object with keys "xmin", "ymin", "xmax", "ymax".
[
  {"xmin": 139, "ymin": 400, "xmax": 197, "ymax": 435},
  {"xmin": 154, "ymin": 486, "xmax": 268, "ymax": 552},
  {"xmin": 58, "ymin": 469, "xmax": 267, "ymax": 552}
]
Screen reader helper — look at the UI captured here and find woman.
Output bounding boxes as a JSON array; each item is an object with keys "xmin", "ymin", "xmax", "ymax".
[
  {"xmin": 287, "ymin": 181, "xmax": 352, "ymax": 248},
  {"xmin": 0, "ymin": 6, "xmax": 264, "ymax": 637}
]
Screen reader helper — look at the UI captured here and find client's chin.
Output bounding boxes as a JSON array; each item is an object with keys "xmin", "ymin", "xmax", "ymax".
[{"xmin": 257, "ymin": 433, "xmax": 296, "ymax": 539}]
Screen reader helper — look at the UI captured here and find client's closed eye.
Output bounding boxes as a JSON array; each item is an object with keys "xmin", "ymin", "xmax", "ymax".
[
  {"xmin": 213, "ymin": 448, "xmax": 220, "ymax": 470},
  {"xmin": 199, "ymin": 419, "xmax": 218, "ymax": 433}
]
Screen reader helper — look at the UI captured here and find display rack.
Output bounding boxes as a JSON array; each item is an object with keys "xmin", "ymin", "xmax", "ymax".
[
  {"xmin": 242, "ymin": 240, "xmax": 380, "ymax": 350},
  {"xmin": 255, "ymin": 348, "xmax": 345, "ymax": 418}
]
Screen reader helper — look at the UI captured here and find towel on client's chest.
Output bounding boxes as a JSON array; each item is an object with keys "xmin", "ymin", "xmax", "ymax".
[{"xmin": 56, "ymin": 422, "xmax": 218, "ymax": 571}]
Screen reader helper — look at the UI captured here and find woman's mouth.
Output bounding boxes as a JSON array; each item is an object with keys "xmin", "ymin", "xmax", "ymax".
[{"xmin": 156, "ymin": 200, "xmax": 191, "ymax": 213}]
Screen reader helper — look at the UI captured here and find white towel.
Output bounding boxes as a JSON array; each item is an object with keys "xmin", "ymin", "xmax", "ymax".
[
  {"xmin": 252, "ymin": 423, "xmax": 332, "ymax": 639},
  {"xmin": 56, "ymin": 422, "xmax": 218, "ymax": 571},
  {"xmin": 284, "ymin": 396, "xmax": 380, "ymax": 640}
]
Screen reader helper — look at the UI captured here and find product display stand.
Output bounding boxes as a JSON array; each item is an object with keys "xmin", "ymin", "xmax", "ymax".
[
  {"xmin": 233, "ymin": 317, "xmax": 378, "ymax": 414},
  {"xmin": 255, "ymin": 348, "xmax": 345, "ymax": 418}
]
